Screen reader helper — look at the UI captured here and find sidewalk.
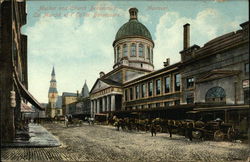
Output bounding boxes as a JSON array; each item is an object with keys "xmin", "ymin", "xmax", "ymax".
[{"xmin": 2, "ymin": 123, "xmax": 61, "ymax": 148}]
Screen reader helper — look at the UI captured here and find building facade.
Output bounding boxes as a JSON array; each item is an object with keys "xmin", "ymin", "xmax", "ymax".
[
  {"xmin": 62, "ymin": 92, "xmax": 78, "ymax": 115},
  {"xmin": 0, "ymin": 0, "xmax": 43, "ymax": 143},
  {"xmin": 64, "ymin": 81, "xmax": 91, "ymax": 118},
  {"xmin": 90, "ymin": 8, "xmax": 249, "ymax": 129},
  {"xmin": 90, "ymin": 8, "xmax": 155, "ymax": 117}
]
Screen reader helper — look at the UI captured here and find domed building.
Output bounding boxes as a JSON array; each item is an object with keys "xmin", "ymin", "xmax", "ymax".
[
  {"xmin": 113, "ymin": 8, "xmax": 154, "ymax": 71},
  {"xmin": 90, "ymin": 8, "xmax": 155, "ymax": 117},
  {"xmin": 90, "ymin": 7, "xmax": 249, "ymax": 128}
]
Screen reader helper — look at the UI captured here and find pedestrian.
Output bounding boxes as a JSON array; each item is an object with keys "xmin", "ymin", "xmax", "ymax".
[
  {"xmin": 167, "ymin": 122, "xmax": 172, "ymax": 138},
  {"xmin": 65, "ymin": 115, "xmax": 68, "ymax": 128},
  {"xmin": 186, "ymin": 122, "xmax": 193, "ymax": 141},
  {"xmin": 150, "ymin": 122, "xmax": 157, "ymax": 136}
]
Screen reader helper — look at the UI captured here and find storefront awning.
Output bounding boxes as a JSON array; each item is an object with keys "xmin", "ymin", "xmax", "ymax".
[
  {"xmin": 13, "ymin": 69, "xmax": 44, "ymax": 111},
  {"xmin": 21, "ymin": 102, "xmax": 35, "ymax": 113}
]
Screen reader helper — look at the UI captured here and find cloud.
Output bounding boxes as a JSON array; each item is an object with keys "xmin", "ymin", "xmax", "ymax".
[
  {"xmin": 153, "ymin": 8, "xmax": 246, "ymax": 69},
  {"xmin": 24, "ymin": 1, "xmax": 128, "ymax": 103}
]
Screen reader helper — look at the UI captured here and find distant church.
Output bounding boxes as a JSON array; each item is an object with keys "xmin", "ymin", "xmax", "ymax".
[{"xmin": 46, "ymin": 66, "xmax": 63, "ymax": 118}]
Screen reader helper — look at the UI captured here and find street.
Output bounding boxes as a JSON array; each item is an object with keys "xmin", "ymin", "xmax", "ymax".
[{"xmin": 1, "ymin": 122, "xmax": 250, "ymax": 161}]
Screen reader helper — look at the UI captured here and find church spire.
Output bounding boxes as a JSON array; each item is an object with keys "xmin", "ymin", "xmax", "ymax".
[
  {"xmin": 51, "ymin": 66, "xmax": 55, "ymax": 76},
  {"xmin": 48, "ymin": 66, "xmax": 57, "ymax": 94}
]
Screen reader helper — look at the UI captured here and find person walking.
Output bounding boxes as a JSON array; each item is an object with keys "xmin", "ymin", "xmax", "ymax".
[
  {"xmin": 65, "ymin": 115, "xmax": 68, "ymax": 128},
  {"xmin": 150, "ymin": 122, "xmax": 157, "ymax": 136}
]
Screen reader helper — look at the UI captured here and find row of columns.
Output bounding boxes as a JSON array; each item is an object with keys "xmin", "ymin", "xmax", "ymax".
[{"xmin": 91, "ymin": 94, "xmax": 116, "ymax": 117}]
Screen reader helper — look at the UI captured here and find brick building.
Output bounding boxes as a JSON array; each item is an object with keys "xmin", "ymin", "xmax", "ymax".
[{"xmin": 0, "ymin": 0, "xmax": 43, "ymax": 143}]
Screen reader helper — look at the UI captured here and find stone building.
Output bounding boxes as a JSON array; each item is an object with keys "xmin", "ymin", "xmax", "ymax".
[
  {"xmin": 90, "ymin": 7, "xmax": 249, "ymax": 128},
  {"xmin": 66, "ymin": 81, "xmax": 91, "ymax": 118},
  {"xmin": 180, "ymin": 23, "xmax": 249, "ymax": 105},
  {"xmin": 179, "ymin": 22, "xmax": 249, "ymax": 124},
  {"xmin": 90, "ymin": 8, "xmax": 154, "ymax": 117},
  {"xmin": 0, "ymin": 0, "xmax": 43, "ymax": 143},
  {"xmin": 47, "ymin": 67, "xmax": 62, "ymax": 118},
  {"xmin": 62, "ymin": 92, "xmax": 78, "ymax": 115}
]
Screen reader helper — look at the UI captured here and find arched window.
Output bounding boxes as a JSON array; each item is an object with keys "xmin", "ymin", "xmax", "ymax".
[
  {"xmin": 150, "ymin": 49, "xmax": 153, "ymax": 63},
  {"xmin": 205, "ymin": 86, "xmax": 226, "ymax": 103},
  {"xmin": 147, "ymin": 46, "xmax": 150, "ymax": 59},
  {"xmin": 123, "ymin": 44, "xmax": 128, "ymax": 57},
  {"xmin": 131, "ymin": 43, "xmax": 136, "ymax": 57},
  {"xmin": 139, "ymin": 44, "xmax": 144, "ymax": 57},
  {"xmin": 117, "ymin": 46, "xmax": 120, "ymax": 61}
]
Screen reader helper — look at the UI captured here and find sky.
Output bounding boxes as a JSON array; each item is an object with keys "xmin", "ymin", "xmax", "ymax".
[{"xmin": 22, "ymin": 0, "xmax": 249, "ymax": 103}]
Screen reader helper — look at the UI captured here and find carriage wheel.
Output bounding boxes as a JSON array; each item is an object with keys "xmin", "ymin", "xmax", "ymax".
[
  {"xmin": 214, "ymin": 130, "xmax": 225, "ymax": 141},
  {"xmin": 192, "ymin": 130, "xmax": 203, "ymax": 139}
]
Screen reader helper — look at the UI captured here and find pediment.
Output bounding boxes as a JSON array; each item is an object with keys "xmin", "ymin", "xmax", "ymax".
[
  {"xmin": 196, "ymin": 69, "xmax": 240, "ymax": 83},
  {"xmin": 90, "ymin": 79, "xmax": 111, "ymax": 94}
]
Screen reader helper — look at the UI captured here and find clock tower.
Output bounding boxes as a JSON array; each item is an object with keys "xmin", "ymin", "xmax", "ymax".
[{"xmin": 47, "ymin": 66, "xmax": 58, "ymax": 117}]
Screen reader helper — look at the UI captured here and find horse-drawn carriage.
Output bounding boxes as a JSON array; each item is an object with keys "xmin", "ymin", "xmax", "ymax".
[
  {"xmin": 112, "ymin": 116, "xmax": 238, "ymax": 141},
  {"xmin": 65, "ymin": 115, "xmax": 83, "ymax": 127}
]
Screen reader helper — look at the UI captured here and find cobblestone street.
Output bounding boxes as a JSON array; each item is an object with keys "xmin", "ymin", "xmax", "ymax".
[{"xmin": 1, "ymin": 123, "xmax": 250, "ymax": 161}]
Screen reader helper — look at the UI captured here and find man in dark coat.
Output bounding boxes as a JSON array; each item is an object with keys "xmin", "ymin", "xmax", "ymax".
[{"xmin": 150, "ymin": 122, "xmax": 157, "ymax": 136}]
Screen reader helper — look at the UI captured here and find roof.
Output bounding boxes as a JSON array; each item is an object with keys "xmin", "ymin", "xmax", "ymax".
[
  {"xmin": 48, "ymin": 87, "xmax": 58, "ymax": 93},
  {"xmin": 62, "ymin": 92, "xmax": 78, "ymax": 97},
  {"xmin": 13, "ymin": 68, "xmax": 44, "ymax": 111},
  {"xmin": 114, "ymin": 8, "xmax": 152, "ymax": 44},
  {"xmin": 101, "ymin": 78, "xmax": 122, "ymax": 87},
  {"xmin": 81, "ymin": 81, "xmax": 89, "ymax": 97},
  {"xmin": 115, "ymin": 20, "xmax": 152, "ymax": 41},
  {"xmin": 21, "ymin": 102, "xmax": 35, "ymax": 113},
  {"xmin": 51, "ymin": 66, "xmax": 55, "ymax": 76}
]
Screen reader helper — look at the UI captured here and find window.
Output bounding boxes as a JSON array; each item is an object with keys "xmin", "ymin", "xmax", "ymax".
[
  {"xmin": 139, "ymin": 44, "xmax": 144, "ymax": 57},
  {"xmin": 147, "ymin": 46, "xmax": 150, "ymax": 59},
  {"xmin": 244, "ymin": 89, "xmax": 249, "ymax": 104},
  {"xmin": 187, "ymin": 77, "xmax": 194, "ymax": 88},
  {"xmin": 205, "ymin": 86, "xmax": 226, "ymax": 103},
  {"xmin": 148, "ymin": 82, "xmax": 153, "ymax": 96},
  {"xmin": 135, "ymin": 85, "xmax": 140, "ymax": 99},
  {"xmin": 151, "ymin": 49, "xmax": 153, "ymax": 63},
  {"xmin": 156, "ymin": 103, "xmax": 160, "ymax": 107},
  {"xmin": 131, "ymin": 43, "xmax": 136, "ymax": 57},
  {"xmin": 123, "ymin": 44, "xmax": 128, "ymax": 57},
  {"xmin": 125, "ymin": 89, "xmax": 128, "ymax": 101},
  {"xmin": 164, "ymin": 76, "xmax": 170, "ymax": 93},
  {"xmin": 141, "ymin": 84, "xmax": 146, "ymax": 98},
  {"xmin": 175, "ymin": 74, "xmax": 180, "ymax": 91},
  {"xmin": 245, "ymin": 63, "xmax": 249, "ymax": 73},
  {"xmin": 156, "ymin": 79, "xmax": 161, "ymax": 95},
  {"xmin": 164, "ymin": 102, "xmax": 171, "ymax": 107},
  {"xmin": 174, "ymin": 100, "xmax": 180, "ymax": 105},
  {"xmin": 117, "ymin": 46, "xmax": 121, "ymax": 61},
  {"xmin": 186, "ymin": 97, "xmax": 194, "ymax": 104},
  {"xmin": 129, "ymin": 88, "xmax": 133, "ymax": 100}
]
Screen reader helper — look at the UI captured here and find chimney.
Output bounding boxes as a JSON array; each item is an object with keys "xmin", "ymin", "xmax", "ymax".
[
  {"xmin": 163, "ymin": 58, "xmax": 170, "ymax": 67},
  {"xmin": 129, "ymin": 8, "xmax": 138, "ymax": 20},
  {"xmin": 183, "ymin": 23, "xmax": 190, "ymax": 50},
  {"xmin": 99, "ymin": 71, "xmax": 105, "ymax": 78}
]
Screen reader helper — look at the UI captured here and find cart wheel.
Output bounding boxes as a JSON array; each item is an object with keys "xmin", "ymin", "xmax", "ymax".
[
  {"xmin": 192, "ymin": 130, "xmax": 203, "ymax": 139},
  {"xmin": 214, "ymin": 130, "xmax": 225, "ymax": 141}
]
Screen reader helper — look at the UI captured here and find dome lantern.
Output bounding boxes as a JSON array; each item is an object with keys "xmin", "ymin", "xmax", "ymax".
[{"xmin": 129, "ymin": 8, "xmax": 138, "ymax": 20}]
